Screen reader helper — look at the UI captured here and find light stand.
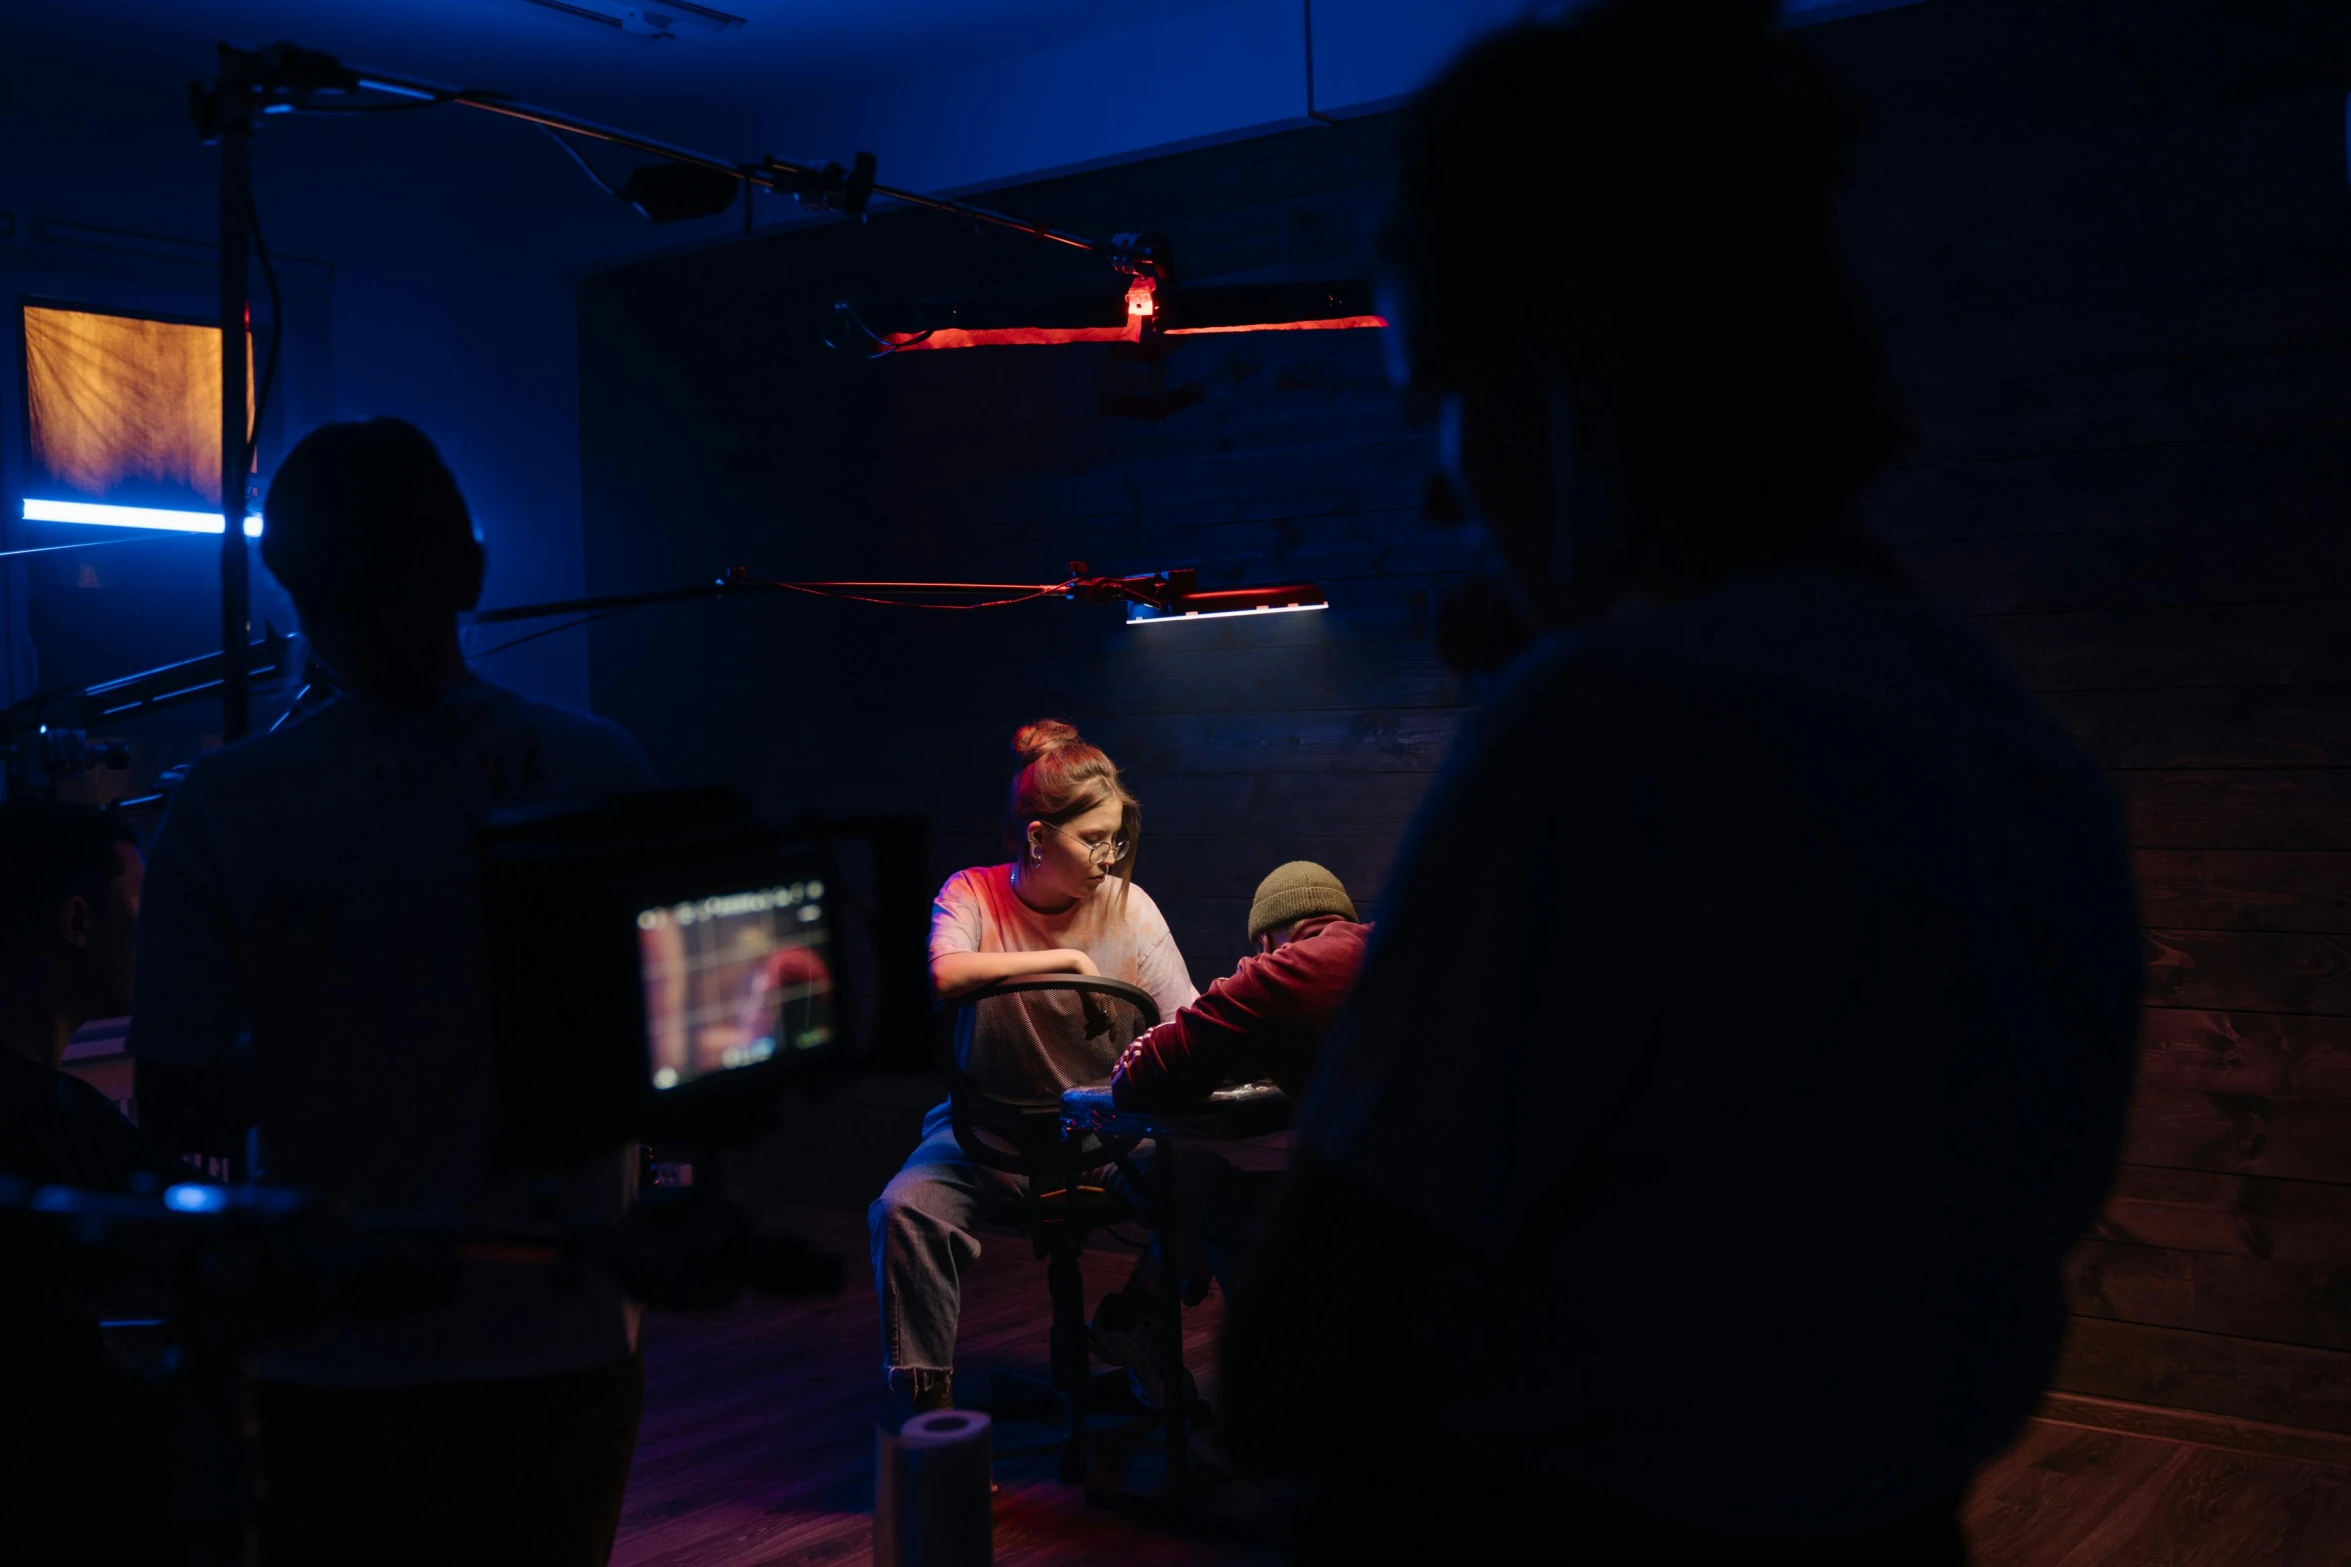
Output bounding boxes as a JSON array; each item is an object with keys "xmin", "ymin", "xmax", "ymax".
[
  {"xmin": 187, "ymin": 38, "xmax": 1193, "ymax": 737},
  {"xmin": 467, "ymin": 564, "xmax": 1326, "ymax": 627},
  {"xmin": 208, "ymin": 52, "xmax": 254, "ymax": 739},
  {"xmin": 195, "ymin": 43, "xmax": 1170, "ymax": 273},
  {"xmin": 0, "ymin": 629, "xmax": 294, "ymax": 802}
]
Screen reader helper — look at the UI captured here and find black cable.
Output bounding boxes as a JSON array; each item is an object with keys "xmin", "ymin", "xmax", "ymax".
[
  {"xmin": 822, "ymin": 301, "xmax": 928, "ymax": 359},
  {"xmin": 0, "ymin": 534, "xmax": 181, "ymax": 562},
  {"xmin": 536, "ymin": 122, "xmax": 623, "ymax": 200},
  {"xmin": 290, "ymin": 97, "xmax": 439, "ymax": 115},
  {"xmin": 468, "ymin": 605, "xmax": 635, "ymax": 661},
  {"xmin": 469, "ymin": 578, "xmax": 1065, "ymax": 655},
  {"xmin": 270, "ymin": 680, "xmax": 321, "ymax": 734},
  {"xmin": 247, "ymin": 197, "xmax": 283, "ymax": 488},
  {"xmin": 754, "ymin": 579, "xmax": 1057, "ymax": 611}
]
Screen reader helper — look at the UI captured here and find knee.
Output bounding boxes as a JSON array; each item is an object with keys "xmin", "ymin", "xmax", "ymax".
[
  {"xmin": 870, "ymin": 1180, "xmax": 934, "ymax": 1249},
  {"xmin": 871, "ymin": 1175, "xmax": 983, "ymax": 1275},
  {"xmin": 869, "ymin": 1189, "xmax": 907, "ymax": 1255}
]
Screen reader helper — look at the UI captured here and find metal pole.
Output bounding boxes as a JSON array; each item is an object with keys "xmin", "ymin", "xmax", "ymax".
[
  {"xmin": 467, "ymin": 578, "xmax": 1071, "ymax": 625},
  {"xmin": 218, "ymin": 71, "xmax": 253, "ymax": 742}
]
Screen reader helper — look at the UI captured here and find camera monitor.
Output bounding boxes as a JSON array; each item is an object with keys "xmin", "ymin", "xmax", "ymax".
[
  {"xmin": 481, "ymin": 788, "xmax": 867, "ymax": 1170},
  {"xmin": 636, "ymin": 877, "xmax": 836, "ymax": 1096}
]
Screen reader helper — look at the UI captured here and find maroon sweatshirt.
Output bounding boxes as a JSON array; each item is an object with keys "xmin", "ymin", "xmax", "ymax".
[{"xmin": 1110, "ymin": 916, "xmax": 1371, "ymax": 1109}]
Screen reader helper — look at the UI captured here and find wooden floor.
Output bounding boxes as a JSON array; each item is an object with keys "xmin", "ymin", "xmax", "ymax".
[
  {"xmin": 1966, "ymin": 1420, "xmax": 2351, "ymax": 1566},
  {"xmin": 615, "ymin": 1207, "xmax": 2351, "ymax": 1565},
  {"xmin": 616, "ymin": 1206, "xmax": 1276, "ymax": 1567}
]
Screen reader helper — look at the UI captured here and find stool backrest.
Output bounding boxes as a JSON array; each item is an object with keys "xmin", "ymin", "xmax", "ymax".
[
  {"xmin": 941, "ymin": 975, "xmax": 1158, "ymax": 1176},
  {"xmin": 946, "ymin": 974, "xmax": 1159, "ymax": 1102}
]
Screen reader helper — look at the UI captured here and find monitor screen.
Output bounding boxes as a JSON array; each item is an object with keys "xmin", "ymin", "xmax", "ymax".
[{"xmin": 637, "ymin": 879, "xmax": 835, "ymax": 1094}]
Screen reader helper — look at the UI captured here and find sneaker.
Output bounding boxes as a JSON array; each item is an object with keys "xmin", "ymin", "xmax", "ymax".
[
  {"xmin": 911, "ymin": 1373, "xmax": 954, "ymax": 1414},
  {"xmin": 1088, "ymin": 1288, "xmax": 1198, "ymax": 1413}
]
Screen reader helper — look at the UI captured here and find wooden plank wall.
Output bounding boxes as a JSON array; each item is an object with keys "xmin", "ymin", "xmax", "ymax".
[
  {"xmin": 577, "ymin": 0, "xmax": 2351, "ymax": 1428},
  {"xmin": 1813, "ymin": 0, "xmax": 2351, "ymax": 1432}
]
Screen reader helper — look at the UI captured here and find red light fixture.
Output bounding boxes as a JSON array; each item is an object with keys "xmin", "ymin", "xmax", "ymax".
[
  {"xmin": 1069, "ymin": 566, "xmax": 1329, "ymax": 626},
  {"xmin": 867, "ymin": 278, "xmax": 1386, "ymax": 353},
  {"xmin": 1124, "ymin": 584, "xmax": 1328, "ymax": 624}
]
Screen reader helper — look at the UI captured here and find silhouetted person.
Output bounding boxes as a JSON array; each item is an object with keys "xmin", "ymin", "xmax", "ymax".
[
  {"xmin": 1221, "ymin": 4, "xmax": 2140, "ymax": 1562},
  {"xmin": 0, "ymin": 802, "xmax": 175, "ymax": 1562},
  {"xmin": 0, "ymin": 805, "xmax": 149, "ymax": 1187},
  {"xmin": 131, "ymin": 419, "xmax": 655, "ymax": 1566}
]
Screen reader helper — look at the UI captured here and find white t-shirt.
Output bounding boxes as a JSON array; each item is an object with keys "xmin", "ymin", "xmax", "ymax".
[
  {"xmin": 930, "ymin": 864, "xmax": 1197, "ymax": 1098},
  {"xmin": 129, "ymin": 678, "xmax": 655, "ymax": 1387}
]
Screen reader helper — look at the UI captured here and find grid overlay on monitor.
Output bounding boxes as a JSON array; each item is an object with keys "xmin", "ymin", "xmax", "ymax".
[{"xmin": 639, "ymin": 881, "xmax": 830, "ymax": 1089}]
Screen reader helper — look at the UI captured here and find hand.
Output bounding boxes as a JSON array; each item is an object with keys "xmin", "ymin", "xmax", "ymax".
[{"xmin": 1059, "ymin": 949, "xmax": 1101, "ymax": 977}]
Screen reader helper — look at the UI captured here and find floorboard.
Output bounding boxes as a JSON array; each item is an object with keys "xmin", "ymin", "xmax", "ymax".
[
  {"xmin": 617, "ymin": 1205, "xmax": 2351, "ymax": 1565},
  {"xmin": 1965, "ymin": 1420, "xmax": 2351, "ymax": 1566},
  {"xmin": 615, "ymin": 1206, "xmax": 1278, "ymax": 1567}
]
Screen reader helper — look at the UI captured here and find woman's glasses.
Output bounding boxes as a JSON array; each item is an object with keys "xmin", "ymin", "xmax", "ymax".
[{"xmin": 1040, "ymin": 820, "xmax": 1128, "ymax": 865}]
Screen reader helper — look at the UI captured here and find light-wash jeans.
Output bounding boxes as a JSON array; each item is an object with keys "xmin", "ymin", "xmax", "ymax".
[
  {"xmin": 869, "ymin": 1105, "xmax": 1291, "ymax": 1393},
  {"xmin": 868, "ymin": 1102, "xmax": 1024, "ymax": 1394}
]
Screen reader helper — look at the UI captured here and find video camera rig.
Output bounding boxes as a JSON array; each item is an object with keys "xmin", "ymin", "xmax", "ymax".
[
  {"xmin": 0, "ymin": 628, "xmax": 296, "ymax": 803},
  {"xmin": 1, "ymin": 781, "xmax": 919, "ymax": 1559}
]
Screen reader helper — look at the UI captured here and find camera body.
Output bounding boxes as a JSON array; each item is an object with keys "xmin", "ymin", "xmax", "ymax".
[{"xmin": 480, "ymin": 786, "xmax": 855, "ymax": 1172}]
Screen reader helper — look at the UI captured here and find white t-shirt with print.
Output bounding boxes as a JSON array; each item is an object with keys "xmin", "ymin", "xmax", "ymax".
[{"xmin": 930, "ymin": 863, "xmax": 1197, "ymax": 1098}]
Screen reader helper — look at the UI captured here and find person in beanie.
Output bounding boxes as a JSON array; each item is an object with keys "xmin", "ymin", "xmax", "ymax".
[
  {"xmin": 1110, "ymin": 861, "xmax": 1371, "ymax": 1110},
  {"xmin": 1088, "ymin": 864, "xmax": 1370, "ymax": 1408}
]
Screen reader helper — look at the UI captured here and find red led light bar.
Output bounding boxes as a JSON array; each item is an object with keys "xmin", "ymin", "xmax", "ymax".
[
  {"xmin": 882, "ymin": 316, "xmax": 1386, "ymax": 350},
  {"xmin": 1164, "ymin": 316, "xmax": 1388, "ymax": 336},
  {"xmin": 884, "ymin": 277, "xmax": 1386, "ymax": 350},
  {"xmin": 884, "ymin": 324, "xmax": 1142, "ymax": 350}
]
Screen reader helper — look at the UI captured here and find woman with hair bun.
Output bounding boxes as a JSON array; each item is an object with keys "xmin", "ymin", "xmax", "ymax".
[{"xmin": 869, "ymin": 720, "xmax": 1197, "ymax": 1412}]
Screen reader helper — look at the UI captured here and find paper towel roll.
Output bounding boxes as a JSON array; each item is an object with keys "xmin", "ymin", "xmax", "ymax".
[{"xmin": 875, "ymin": 1409, "xmax": 993, "ymax": 1567}]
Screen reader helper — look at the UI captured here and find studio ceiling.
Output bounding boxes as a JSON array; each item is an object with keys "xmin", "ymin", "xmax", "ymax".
[{"xmin": 3, "ymin": 0, "xmax": 1924, "ymax": 248}]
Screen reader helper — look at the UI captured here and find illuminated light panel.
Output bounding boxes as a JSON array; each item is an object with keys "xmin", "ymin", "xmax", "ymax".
[
  {"xmin": 22, "ymin": 498, "xmax": 262, "ymax": 536},
  {"xmin": 1127, "ymin": 601, "xmax": 1329, "ymax": 626},
  {"xmin": 23, "ymin": 304, "xmax": 252, "ymax": 506}
]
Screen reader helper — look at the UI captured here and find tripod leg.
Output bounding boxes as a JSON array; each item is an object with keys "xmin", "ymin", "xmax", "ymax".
[{"xmin": 1045, "ymin": 1239, "xmax": 1090, "ymax": 1484}]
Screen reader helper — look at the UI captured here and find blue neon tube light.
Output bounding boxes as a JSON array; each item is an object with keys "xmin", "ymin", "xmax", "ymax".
[{"xmin": 21, "ymin": 498, "xmax": 262, "ymax": 537}]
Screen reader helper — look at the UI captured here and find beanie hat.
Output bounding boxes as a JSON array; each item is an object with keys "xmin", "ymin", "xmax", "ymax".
[{"xmin": 1247, "ymin": 861, "xmax": 1357, "ymax": 941}]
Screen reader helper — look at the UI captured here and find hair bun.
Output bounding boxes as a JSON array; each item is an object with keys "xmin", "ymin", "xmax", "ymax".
[{"xmin": 1011, "ymin": 719, "xmax": 1083, "ymax": 766}]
